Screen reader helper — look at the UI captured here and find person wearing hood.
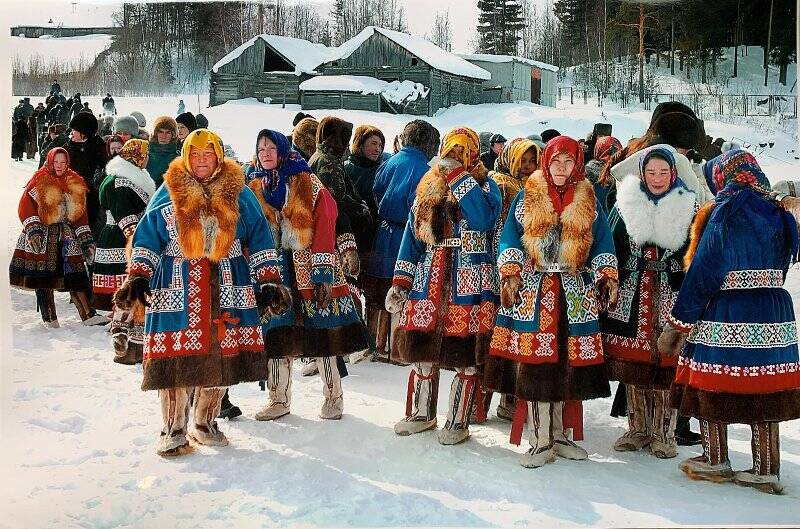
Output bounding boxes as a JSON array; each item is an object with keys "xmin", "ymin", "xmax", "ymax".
[
  {"xmin": 177, "ymin": 99, "xmax": 185, "ymax": 115},
  {"xmin": 482, "ymin": 137, "xmax": 541, "ymax": 421},
  {"xmin": 10, "ymin": 147, "xmax": 104, "ymax": 327},
  {"xmin": 291, "ymin": 117, "xmax": 319, "ymax": 161},
  {"xmin": 146, "ymin": 116, "xmax": 181, "ymax": 187},
  {"xmin": 366, "ymin": 120, "xmax": 440, "ymax": 362},
  {"xmin": 113, "ymin": 129, "xmax": 288, "ymax": 456},
  {"xmin": 69, "ymin": 94, "xmax": 83, "ymax": 123},
  {"xmin": 601, "ymin": 145, "xmax": 698, "ymax": 460},
  {"xmin": 245, "ymin": 129, "xmax": 367, "ymax": 421},
  {"xmin": 195, "ymin": 114, "xmax": 208, "ymax": 129},
  {"xmin": 102, "ymin": 93, "xmax": 116, "ymax": 116},
  {"xmin": 92, "ymin": 139, "xmax": 156, "ymax": 365},
  {"xmin": 385, "ymin": 126, "xmax": 501, "ymax": 446},
  {"xmin": 667, "ymin": 150, "xmax": 800, "ymax": 494},
  {"xmin": 175, "ymin": 112, "xmax": 197, "ymax": 143},
  {"xmin": 344, "ymin": 124, "xmax": 387, "ymax": 220},
  {"xmin": 308, "ymin": 116, "xmax": 367, "ymax": 280},
  {"xmin": 585, "ymin": 135, "xmax": 622, "ymax": 216},
  {"xmin": 485, "ymin": 136, "xmax": 618, "ymax": 469},
  {"xmin": 67, "ymin": 112, "xmax": 108, "ymax": 238}
]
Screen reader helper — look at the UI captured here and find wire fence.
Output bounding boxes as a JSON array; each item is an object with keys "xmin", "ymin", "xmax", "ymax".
[{"xmin": 556, "ymin": 86, "xmax": 798, "ymax": 119}]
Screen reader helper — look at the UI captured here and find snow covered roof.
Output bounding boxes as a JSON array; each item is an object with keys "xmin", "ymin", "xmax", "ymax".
[
  {"xmin": 331, "ymin": 27, "xmax": 491, "ymax": 81},
  {"xmin": 458, "ymin": 53, "xmax": 559, "ymax": 73},
  {"xmin": 299, "ymin": 75, "xmax": 388, "ymax": 94},
  {"xmin": 211, "ymin": 34, "xmax": 332, "ymax": 75}
]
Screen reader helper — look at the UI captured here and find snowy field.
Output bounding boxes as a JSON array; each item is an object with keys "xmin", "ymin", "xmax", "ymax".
[{"xmin": 3, "ymin": 97, "xmax": 800, "ymax": 528}]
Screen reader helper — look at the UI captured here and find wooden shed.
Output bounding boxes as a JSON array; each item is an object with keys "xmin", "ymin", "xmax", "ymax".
[
  {"xmin": 209, "ymin": 35, "xmax": 330, "ymax": 107},
  {"xmin": 458, "ymin": 54, "xmax": 559, "ymax": 107},
  {"xmin": 316, "ymin": 27, "xmax": 490, "ymax": 116}
]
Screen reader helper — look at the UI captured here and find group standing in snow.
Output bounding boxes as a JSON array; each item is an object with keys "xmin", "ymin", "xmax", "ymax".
[{"xmin": 8, "ymin": 87, "xmax": 800, "ymax": 496}]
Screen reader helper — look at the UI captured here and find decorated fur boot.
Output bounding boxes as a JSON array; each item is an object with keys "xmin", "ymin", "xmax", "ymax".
[
  {"xmin": 679, "ymin": 419, "xmax": 733, "ymax": 482},
  {"xmin": 255, "ymin": 357, "xmax": 292, "ymax": 421},
  {"xmin": 395, "ymin": 363, "xmax": 439, "ymax": 435},
  {"xmin": 438, "ymin": 368, "xmax": 478, "ymax": 445},
  {"xmin": 520, "ymin": 401, "xmax": 557, "ymax": 468},
  {"xmin": 613, "ymin": 385, "xmax": 651, "ymax": 451}
]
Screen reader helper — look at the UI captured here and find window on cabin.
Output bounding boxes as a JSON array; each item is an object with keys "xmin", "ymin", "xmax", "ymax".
[
  {"xmin": 411, "ymin": 58, "xmax": 419, "ymax": 66},
  {"xmin": 263, "ymin": 46, "xmax": 294, "ymax": 73}
]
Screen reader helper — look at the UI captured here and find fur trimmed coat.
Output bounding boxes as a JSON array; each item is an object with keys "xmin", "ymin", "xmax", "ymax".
[
  {"xmin": 246, "ymin": 170, "xmax": 367, "ymax": 358},
  {"xmin": 670, "ymin": 186, "xmax": 800, "ymax": 424},
  {"xmin": 601, "ymin": 175, "xmax": 697, "ymax": 389},
  {"xmin": 91, "ymin": 155, "xmax": 156, "ymax": 310},
  {"xmin": 486, "ymin": 170, "xmax": 617, "ymax": 402},
  {"xmin": 391, "ymin": 158, "xmax": 501, "ymax": 367},
  {"xmin": 128, "ymin": 157, "xmax": 282, "ymax": 390},
  {"xmin": 10, "ymin": 166, "xmax": 93, "ymax": 291}
]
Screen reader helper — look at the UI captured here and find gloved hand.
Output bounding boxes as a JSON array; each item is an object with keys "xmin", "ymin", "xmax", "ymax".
[
  {"xmin": 82, "ymin": 242, "xmax": 96, "ymax": 267},
  {"xmin": 314, "ymin": 282, "xmax": 333, "ymax": 310},
  {"xmin": 596, "ymin": 277, "xmax": 619, "ymax": 312},
  {"xmin": 500, "ymin": 275, "xmax": 521, "ymax": 309},
  {"xmin": 685, "ymin": 149, "xmax": 704, "ymax": 164},
  {"xmin": 257, "ymin": 282, "xmax": 292, "ymax": 317},
  {"xmin": 113, "ymin": 276, "xmax": 151, "ymax": 310},
  {"xmin": 779, "ymin": 196, "xmax": 800, "ymax": 224},
  {"xmin": 385, "ymin": 284, "xmax": 409, "ymax": 313},
  {"xmin": 341, "ymin": 249, "xmax": 360, "ymax": 278},
  {"xmin": 657, "ymin": 324, "xmax": 687, "ymax": 357}
]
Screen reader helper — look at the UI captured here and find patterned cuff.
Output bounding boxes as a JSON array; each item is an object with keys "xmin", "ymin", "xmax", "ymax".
[
  {"xmin": 129, "ymin": 246, "xmax": 159, "ymax": 280},
  {"xmin": 255, "ymin": 263, "xmax": 281, "ymax": 284},
  {"xmin": 23, "ymin": 215, "xmax": 43, "ymax": 230},
  {"xmin": 446, "ymin": 167, "xmax": 467, "ymax": 185},
  {"xmin": 499, "ymin": 262, "xmax": 522, "ymax": 279},
  {"xmin": 336, "ymin": 233, "xmax": 358, "ymax": 254},
  {"xmin": 311, "ymin": 266, "xmax": 334, "ymax": 284},
  {"xmin": 75, "ymin": 226, "xmax": 93, "ymax": 247},
  {"xmin": 392, "ymin": 275, "xmax": 413, "ymax": 290},
  {"xmin": 668, "ymin": 313, "xmax": 693, "ymax": 334},
  {"xmin": 117, "ymin": 214, "xmax": 139, "ymax": 238},
  {"xmin": 595, "ymin": 266, "xmax": 619, "ymax": 283}
]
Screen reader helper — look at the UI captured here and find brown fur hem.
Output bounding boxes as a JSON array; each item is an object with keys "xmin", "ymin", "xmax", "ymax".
[
  {"xmin": 9, "ymin": 272, "xmax": 90, "ymax": 292},
  {"xmin": 684, "ymin": 200, "xmax": 716, "ymax": 270},
  {"xmin": 670, "ymin": 383, "xmax": 800, "ymax": 424},
  {"xmin": 141, "ymin": 351, "xmax": 269, "ymax": 391},
  {"xmin": 607, "ymin": 358, "xmax": 675, "ymax": 390},
  {"xmin": 163, "ymin": 157, "xmax": 244, "ymax": 262},
  {"xmin": 392, "ymin": 329, "xmax": 490, "ymax": 368}
]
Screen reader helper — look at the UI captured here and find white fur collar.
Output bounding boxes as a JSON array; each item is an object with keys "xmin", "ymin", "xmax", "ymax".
[
  {"xmin": 106, "ymin": 155, "xmax": 156, "ymax": 201},
  {"xmin": 616, "ymin": 173, "xmax": 696, "ymax": 251}
]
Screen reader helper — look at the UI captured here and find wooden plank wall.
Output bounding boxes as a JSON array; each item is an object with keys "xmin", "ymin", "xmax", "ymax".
[{"xmin": 210, "ymin": 72, "xmax": 303, "ymax": 106}]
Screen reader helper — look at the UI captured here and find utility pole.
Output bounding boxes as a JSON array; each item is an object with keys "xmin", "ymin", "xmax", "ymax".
[
  {"xmin": 764, "ymin": 0, "xmax": 773, "ymax": 86},
  {"xmin": 733, "ymin": 0, "xmax": 740, "ymax": 77}
]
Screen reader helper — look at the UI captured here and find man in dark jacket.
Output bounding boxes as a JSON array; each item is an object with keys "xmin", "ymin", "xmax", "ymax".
[
  {"xmin": 12, "ymin": 118, "xmax": 28, "ymax": 161},
  {"xmin": 67, "ymin": 112, "xmax": 108, "ymax": 237},
  {"xmin": 39, "ymin": 124, "xmax": 69, "ymax": 167},
  {"xmin": 479, "ymin": 133, "xmax": 506, "ymax": 171},
  {"xmin": 50, "ymin": 79, "xmax": 61, "ymax": 96}
]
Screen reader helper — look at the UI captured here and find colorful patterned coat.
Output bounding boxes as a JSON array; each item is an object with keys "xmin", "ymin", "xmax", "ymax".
[
  {"xmin": 602, "ymin": 174, "xmax": 697, "ymax": 389},
  {"xmin": 128, "ymin": 157, "xmax": 282, "ymax": 391},
  {"xmin": 91, "ymin": 155, "xmax": 156, "ymax": 310},
  {"xmin": 10, "ymin": 161, "xmax": 93, "ymax": 292},
  {"xmin": 670, "ymin": 186, "xmax": 800, "ymax": 424},
  {"xmin": 391, "ymin": 158, "xmax": 501, "ymax": 367},
  {"xmin": 486, "ymin": 170, "xmax": 617, "ymax": 402},
  {"xmin": 247, "ymin": 169, "xmax": 367, "ymax": 358}
]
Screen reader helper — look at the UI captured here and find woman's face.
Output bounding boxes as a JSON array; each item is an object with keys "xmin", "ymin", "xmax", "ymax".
[
  {"xmin": 70, "ymin": 129, "xmax": 86, "ymax": 142},
  {"xmin": 362, "ymin": 135, "xmax": 383, "ymax": 162},
  {"xmin": 177, "ymin": 123, "xmax": 189, "ymax": 140},
  {"xmin": 257, "ymin": 136, "xmax": 279, "ymax": 170},
  {"xmin": 189, "ymin": 145, "xmax": 218, "ymax": 181},
  {"xmin": 548, "ymin": 152, "xmax": 575, "ymax": 186},
  {"xmin": 52, "ymin": 152, "xmax": 68, "ymax": 176},
  {"xmin": 157, "ymin": 128, "xmax": 173, "ymax": 145},
  {"xmin": 109, "ymin": 141, "xmax": 124, "ymax": 156},
  {"xmin": 518, "ymin": 148, "xmax": 538, "ymax": 178},
  {"xmin": 643, "ymin": 157, "xmax": 672, "ymax": 196}
]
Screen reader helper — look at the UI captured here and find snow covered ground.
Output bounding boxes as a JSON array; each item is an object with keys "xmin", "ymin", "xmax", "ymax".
[{"xmin": 3, "ymin": 97, "xmax": 800, "ymax": 528}]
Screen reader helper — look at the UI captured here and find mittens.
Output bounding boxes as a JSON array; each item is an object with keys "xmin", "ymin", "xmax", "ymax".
[
  {"xmin": 341, "ymin": 249, "xmax": 361, "ymax": 278},
  {"xmin": 657, "ymin": 324, "xmax": 687, "ymax": 357},
  {"xmin": 500, "ymin": 275, "xmax": 521, "ymax": 309},
  {"xmin": 385, "ymin": 284, "xmax": 409, "ymax": 314},
  {"xmin": 113, "ymin": 276, "xmax": 151, "ymax": 310}
]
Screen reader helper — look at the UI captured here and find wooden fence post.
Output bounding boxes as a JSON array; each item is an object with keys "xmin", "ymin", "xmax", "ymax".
[{"xmin": 570, "ymin": 87, "xmax": 574, "ymax": 105}]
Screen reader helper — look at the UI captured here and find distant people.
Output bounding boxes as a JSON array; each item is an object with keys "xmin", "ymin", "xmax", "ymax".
[
  {"xmin": 69, "ymin": 94, "xmax": 83, "ymax": 122},
  {"xmin": 12, "ymin": 118, "xmax": 28, "ymax": 161},
  {"xmin": 39, "ymin": 124, "xmax": 69, "ymax": 168},
  {"xmin": 480, "ymin": 133, "xmax": 506, "ymax": 170},
  {"xmin": 21, "ymin": 97, "xmax": 34, "ymax": 119},
  {"xmin": 102, "ymin": 93, "xmax": 116, "ymax": 116},
  {"xmin": 540, "ymin": 128, "xmax": 561, "ymax": 144},
  {"xmin": 13, "ymin": 100, "xmax": 25, "ymax": 121},
  {"xmin": 130, "ymin": 111, "xmax": 149, "ymax": 139},
  {"xmin": 195, "ymin": 113, "xmax": 208, "ymax": 129},
  {"xmin": 67, "ymin": 112, "xmax": 109, "ymax": 237},
  {"xmin": 33, "ymin": 102, "xmax": 46, "ymax": 146},
  {"xmin": 99, "ymin": 115, "xmax": 114, "ymax": 137},
  {"xmin": 177, "ymin": 99, "xmax": 185, "ymax": 115},
  {"xmin": 50, "ymin": 79, "xmax": 61, "ymax": 96},
  {"xmin": 175, "ymin": 112, "xmax": 197, "ymax": 142},
  {"xmin": 25, "ymin": 116, "xmax": 38, "ymax": 160},
  {"xmin": 80, "ymin": 102, "xmax": 92, "ymax": 114}
]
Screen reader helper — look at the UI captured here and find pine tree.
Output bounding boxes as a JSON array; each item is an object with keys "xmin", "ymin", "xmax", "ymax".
[{"xmin": 477, "ymin": 0, "xmax": 526, "ymax": 55}]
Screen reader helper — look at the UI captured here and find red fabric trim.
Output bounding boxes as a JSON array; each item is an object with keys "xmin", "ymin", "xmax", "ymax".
[
  {"xmin": 563, "ymin": 401, "xmax": 584, "ymax": 441},
  {"xmin": 676, "ymin": 364, "xmax": 800, "ymax": 394},
  {"xmin": 509, "ymin": 399, "xmax": 528, "ymax": 446},
  {"xmin": 405, "ymin": 369, "xmax": 415, "ymax": 417},
  {"xmin": 474, "ymin": 381, "xmax": 487, "ymax": 424},
  {"xmin": 455, "ymin": 371, "xmax": 478, "ymax": 423},
  {"xmin": 446, "ymin": 167, "xmax": 466, "ymax": 185},
  {"xmin": 392, "ymin": 275, "xmax": 413, "ymax": 290}
]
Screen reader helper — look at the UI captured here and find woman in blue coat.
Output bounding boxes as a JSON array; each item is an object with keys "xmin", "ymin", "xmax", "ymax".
[
  {"xmin": 365, "ymin": 119, "xmax": 440, "ymax": 360},
  {"xmin": 665, "ymin": 150, "xmax": 800, "ymax": 494}
]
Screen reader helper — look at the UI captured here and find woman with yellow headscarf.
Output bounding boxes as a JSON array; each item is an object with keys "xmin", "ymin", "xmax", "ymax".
[{"xmin": 384, "ymin": 126, "xmax": 502, "ymax": 446}]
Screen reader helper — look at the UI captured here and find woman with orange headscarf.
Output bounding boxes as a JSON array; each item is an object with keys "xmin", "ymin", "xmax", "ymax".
[
  {"xmin": 10, "ymin": 147, "xmax": 103, "ymax": 327},
  {"xmin": 486, "ymin": 136, "xmax": 619, "ymax": 469},
  {"xmin": 385, "ymin": 126, "xmax": 501, "ymax": 446}
]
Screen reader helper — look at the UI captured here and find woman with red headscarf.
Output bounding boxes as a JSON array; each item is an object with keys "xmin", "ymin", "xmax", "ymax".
[
  {"xmin": 10, "ymin": 147, "xmax": 104, "ymax": 327},
  {"xmin": 485, "ymin": 136, "xmax": 619, "ymax": 468}
]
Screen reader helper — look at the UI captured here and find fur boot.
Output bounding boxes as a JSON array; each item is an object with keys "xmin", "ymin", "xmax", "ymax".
[
  {"xmin": 255, "ymin": 357, "xmax": 292, "ymax": 421},
  {"xmin": 733, "ymin": 422, "xmax": 784, "ymax": 495},
  {"xmin": 188, "ymin": 387, "xmax": 228, "ymax": 447},
  {"xmin": 520, "ymin": 401, "xmax": 557, "ymax": 468},
  {"xmin": 395, "ymin": 362, "xmax": 439, "ymax": 435},
  {"xmin": 680, "ymin": 419, "xmax": 733, "ymax": 482},
  {"xmin": 552, "ymin": 401, "xmax": 588, "ymax": 460},
  {"xmin": 650, "ymin": 389, "xmax": 678, "ymax": 458},
  {"xmin": 438, "ymin": 367, "xmax": 478, "ymax": 445},
  {"xmin": 614, "ymin": 385, "xmax": 651, "ymax": 451},
  {"xmin": 318, "ymin": 357, "xmax": 343, "ymax": 420}
]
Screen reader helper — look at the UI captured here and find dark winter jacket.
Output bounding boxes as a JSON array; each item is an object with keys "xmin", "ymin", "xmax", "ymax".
[
  {"xmin": 39, "ymin": 133, "xmax": 69, "ymax": 168},
  {"xmin": 146, "ymin": 141, "xmax": 180, "ymax": 187},
  {"xmin": 12, "ymin": 119, "xmax": 29, "ymax": 157},
  {"xmin": 480, "ymin": 150, "xmax": 498, "ymax": 171},
  {"xmin": 66, "ymin": 135, "xmax": 109, "ymax": 236},
  {"xmin": 343, "ymin": 153, "xmax": 389, "ymax": 220}
]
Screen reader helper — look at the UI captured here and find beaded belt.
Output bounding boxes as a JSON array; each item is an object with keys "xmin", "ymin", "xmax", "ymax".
[
  {"xmin": 427, "ymin": 231, "xmax": 486, "ymax": 253},
  {"xmin": 720, "ymin": 269, "xmax": 784, "ymax": 290},
  {"xmin": 534, "ymin": 264, "xmax": 589, "ymax": 274}
]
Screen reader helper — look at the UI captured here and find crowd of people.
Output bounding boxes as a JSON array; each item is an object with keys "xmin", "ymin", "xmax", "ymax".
[{"xmin": 9, "ymin": 83, "xmax": 800, "ymax": 496}]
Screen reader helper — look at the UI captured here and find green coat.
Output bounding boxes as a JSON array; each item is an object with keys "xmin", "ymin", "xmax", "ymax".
[{"xmin": 145, "ymin": 141, "xmax": 180, "ymax": 187}]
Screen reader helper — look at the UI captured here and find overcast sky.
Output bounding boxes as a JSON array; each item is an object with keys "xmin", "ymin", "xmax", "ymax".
[{"xmin": 5, "ymin": 0, "xmax": 551, "ymax": 53}]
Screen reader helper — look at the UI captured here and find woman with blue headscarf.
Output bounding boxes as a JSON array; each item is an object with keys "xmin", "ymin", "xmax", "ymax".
[
  {"xmin": 602, "ymin": 145, "xmax": 698, "ymax": 460},
  {"xmin": 666, "ymin": 150, "xmax": 800, "ymax": 494},
  {"xmin": 246, "ymin": 129, "xmax": 367, "ymax": 422}
]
